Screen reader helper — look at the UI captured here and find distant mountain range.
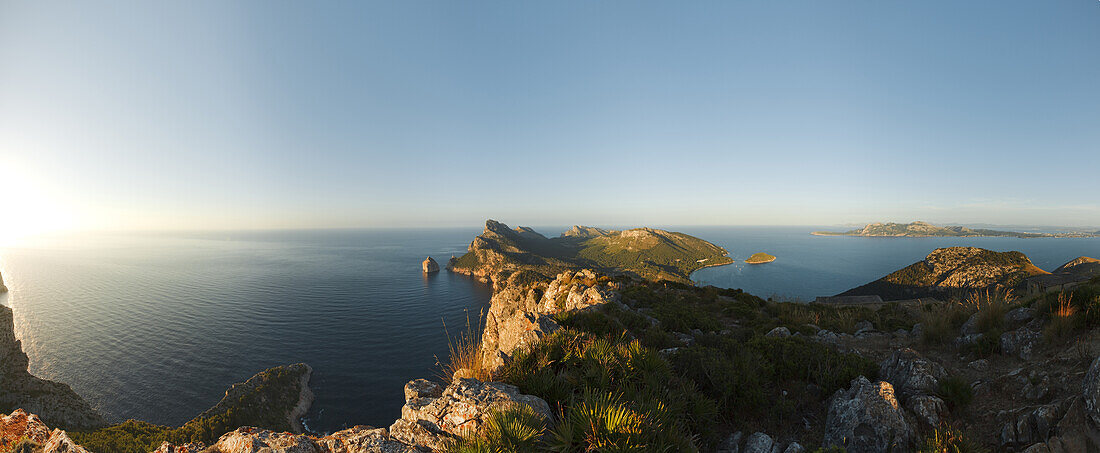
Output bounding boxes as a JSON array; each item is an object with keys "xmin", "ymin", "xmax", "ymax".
[
  {"xmin": 813, "ymin": 221, "xmax": 1100, "ymax": 238},
  {"xmin": 448, "ymin": 220, "xmax": 733, "ymax": 284}
]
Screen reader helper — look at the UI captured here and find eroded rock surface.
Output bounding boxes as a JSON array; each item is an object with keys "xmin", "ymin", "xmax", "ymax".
[{"xmin": 823, "ymin": 376, "xmax": 914, "ymax": 453}]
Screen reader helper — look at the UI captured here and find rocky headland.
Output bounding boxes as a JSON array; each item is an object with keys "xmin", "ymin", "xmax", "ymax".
[
  {"xmin": 449, "ymin": 219, "xmax": 733, "ymax": 285},
  {"xmin": 814, "ymin": 221, "xmax": 1099, "ymax": 238}
]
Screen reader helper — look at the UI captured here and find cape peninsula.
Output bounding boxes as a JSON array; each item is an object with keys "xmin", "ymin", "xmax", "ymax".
[
  {"xmin": 448, "ymin": 219, "xmax": 733, "ymax": 284},
  {"xmin": 813, "ymin": 221, "xmax": 1099, "ymax": 238}
]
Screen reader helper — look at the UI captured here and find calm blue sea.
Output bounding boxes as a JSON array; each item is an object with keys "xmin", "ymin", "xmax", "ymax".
[{"xmin": 0, "ymin": 226, "xmax": 1098, "ymax": 432}]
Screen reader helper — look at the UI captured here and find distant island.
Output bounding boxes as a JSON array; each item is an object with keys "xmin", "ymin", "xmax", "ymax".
[
  {"xmin": 745, "ymin": 252, "xmax": 776, "ymax": 264},
  {"xmin": 448, "ymin": 220, "xmax": 733, "ymax": 284},
  {"xmin": 813, "ymin": 221, "xmax": 1100, "ymax": 238}
]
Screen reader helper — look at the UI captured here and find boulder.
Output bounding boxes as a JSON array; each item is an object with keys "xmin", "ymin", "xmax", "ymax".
[
  {"xmin": 390, "ymin": 376, "xmax": 552, "ymax": 449},
  {"xmin": 1002, "ymin": 327, "xmax": 1041, "ymax": 360},
  {"xmin": 854, "ymin": 321, "xmax": 874, "ymax": 335},
  {"xmin": 742, "ymin": 432, "xmax": 781, "ymax": 453},
  {"xmin": 766, "ymin": 327, "xmax": 791, "ymax": 338},
  {"xmin": 422, "ymin": 257, "xmax": 440, "ymax": 274},
  {"xmin": 316, "ymin": 426, "xmax": 421, "ymax": 453},
  {"xmin": 823, "ymin": 376, "xmax": 914, "ymax": 453},
  {"xmin": 1006, "ymin": 307, "xmax": 1036, "ymax": 326},
  {"xmin": 212, "ymin": 428, "xmax": 320, "ymax": 453},
  {"xmin": 0, "ymin": 410, "xmax": 91, "ymax": 453},
  {"xmin": 878, "ymin": 348, "xmax": 946, "ymax": 400},
  {"xmin": 906, "ymin": 394, "xmax": 947, "ymax": 426},
  {"xmin": 999, "ymin": 400, "xmax": 1071, "ymax": 449}
]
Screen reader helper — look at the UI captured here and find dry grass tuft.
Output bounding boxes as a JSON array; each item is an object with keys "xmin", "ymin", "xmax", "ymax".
[
  {"xmin": 1045, "ymin": 292, "xmax": 1080, "ymax": 342},
  {"xmin": 437, "ymin": 310, "xmax": 493, "ymax": 382}
]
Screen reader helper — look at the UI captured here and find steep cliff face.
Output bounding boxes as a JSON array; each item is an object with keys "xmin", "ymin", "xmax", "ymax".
[
  {"xmin": 839, "ymin": 247, "xmax": 1049, "ymax": 301},
  {"xmin": 0, "ymin": 305, "xmax": 105, "ymax": 430},
  {"xmin": 450, "ymin": 220, "xmax": 732, "ymax": 284}
]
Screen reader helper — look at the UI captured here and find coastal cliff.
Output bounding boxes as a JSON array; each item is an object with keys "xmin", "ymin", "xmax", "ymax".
[
  {"xmin": 450, "ymin": 219, "xmax": 733, "ymax": 284},
  {"xmin": 0, "ymin": 305, "xmax": 106, "ymax": 430}
]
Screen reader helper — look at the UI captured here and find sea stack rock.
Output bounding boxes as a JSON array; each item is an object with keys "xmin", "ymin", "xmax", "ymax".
[
  {"xmin": 0, "ymin": 271, "xmax": 6, "ymax": 293},
  {"xmin": 422, "ymin": 257, "xmax": 440, "ymax": 273}
]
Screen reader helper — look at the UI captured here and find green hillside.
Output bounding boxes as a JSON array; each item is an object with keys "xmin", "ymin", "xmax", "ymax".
[{"xmin": 450, "ymin": 220, "xmax": 733, "ymax": 283}]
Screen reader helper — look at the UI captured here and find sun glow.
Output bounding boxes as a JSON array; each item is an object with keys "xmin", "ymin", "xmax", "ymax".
[{"xmin": 0, "ymin": 162, "xmax": 82, "ymax": 246}]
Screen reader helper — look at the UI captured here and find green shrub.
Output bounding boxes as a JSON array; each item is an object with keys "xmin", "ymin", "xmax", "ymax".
[
  {"xmin": 71, "ymin": 420, "xmax": 170, "ymax": 453},
  {"xmin": 445, "ymin": 406, "xmax": 546, "ymax": 453}
]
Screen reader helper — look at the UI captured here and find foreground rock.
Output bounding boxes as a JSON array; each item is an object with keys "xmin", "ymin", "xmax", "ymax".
[
  {"xmin": 0, "ymin": 410, "xmax": 90, "ymax": 453},
  {"xmin": 422, "ymin": 257, "xmax": 439, "ymax": 274},
  {"xmin": 824, "ymin": 376, "xmax": 914, "ymax": 453},
  {"xmin": 389, "ymin": 375, "xmax": 552, "ymax": 449},
  {"xmin": 479, "ymin": 269, "xmax": 619, "ymax": 372},
  {"xmin": 0, "ymin": 305, "xmax": 105, "ymax": 430}
]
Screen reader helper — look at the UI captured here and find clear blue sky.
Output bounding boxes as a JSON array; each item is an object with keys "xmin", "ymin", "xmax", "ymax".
[{"xmin": 1, "ymin": 1, "xmax": 1098, "ymax": 232}]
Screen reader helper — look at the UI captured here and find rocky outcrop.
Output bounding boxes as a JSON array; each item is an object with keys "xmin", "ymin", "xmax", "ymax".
[
  {"xmin": 422, "ymin": 257, "xmax": 439, "ymax": 274},
  {"xmin": 879, "ymin": 348, "xmax": 946, "ymax": 400},
  {"xmin": 389, "ymin": 375, "xmax": 551, "ymax": 449},
  {"xmin": 0, "ymin": 305, "xmax": 105, "ymax": 430},
  {"xmin": 0, "ymin": 271, "xmax": 7, "ymax": 293},
  {"xmin": 445, "ymin": 256, "xmax": 458, "ymax": 271},
  {"xmin": 479, "ymin": 269, "xmax": 619, "ymax": 372},
  {"xmin": 823, "ymin": 376, "xmax": 914, "ymax": 453},
  {"xmin": 0, "ymin": 410, "xmax": 91, "ymax": 453},
  {"xmin": 839, "ymin": 247, "xmax": 1049, "ymax": 301}
]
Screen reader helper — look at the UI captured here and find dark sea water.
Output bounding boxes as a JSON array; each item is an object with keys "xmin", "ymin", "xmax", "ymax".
[{"xmin": 1, "ymin": 226, "xmax": 1098, "ymax": 432}]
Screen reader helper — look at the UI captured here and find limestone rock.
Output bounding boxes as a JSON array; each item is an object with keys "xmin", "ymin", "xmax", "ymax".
[
  {"xmin": 389, "ymin": 376, "xmax": 552, "ymax": 449},
  {"xmin": 1083, "ymin": 355, "xmax": 1100, "ymax": 426},
  {"xmin": 1002, "ymin": 327, "xmax": 1041, "ymax": 360},
  {"xmin": 879, "ymin": 348, "xmax": 946, "ymax": 400},
  {"xmin": 153, "ymin": 441, "xmax": 208, "ymax": 453},
  {"xmin": 0, "ymin": 271, "xmax": 6, "ymax": 293},
  {"xmin": 766, "ymin": 327, "xmax": 791, "ymax": 338},
  {"xmin": 315, "ymin": 426, "xmax": 421, "ymax": 453},
  {"xmin": 478, "ymin": 269, "xmax": 617, "ymax": 372},
  {"xmin": 1006, "ymin": 307, "xmax": 1036, "ymax": 326},
  {"xmin": 404, "ymin": 379, "xmax": 443, "ymax": 401},
  {"xmin": 783, "ymin": 442, "xmax": 805, "ymax": 453},
  {"xmin": 213, "ymin": 428, "xmax": 321, "ymax": 453},
  {"xmin": 906, "ymin": 395, "xmax": 947, "ymax": 426},
  {"xmin": 823, "ymin": 376, "xmax": 914, "ymax": 453},
  {"xmin": 0, "ymin": 410, "xmax": 90, "ymax": 453},
  {"xmin": 999, "ymin": 400, "xmax": 1071, "ymax": 449},
  {"xmin": 422, "ymin": 257, "xmax": 439, "ymax": 274},
  {"xmin": 445, "ymin": 255, "xmax": 459, "ymax": 271},
  {"xmin": 742, "ymin": 432, "xmax": 781, "ymax": 453}
]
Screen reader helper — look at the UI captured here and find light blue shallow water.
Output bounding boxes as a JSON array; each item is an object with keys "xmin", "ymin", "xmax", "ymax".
[{"xmin": 1, "ymin": 226, "xmax": 1097, "ymax": 432}]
